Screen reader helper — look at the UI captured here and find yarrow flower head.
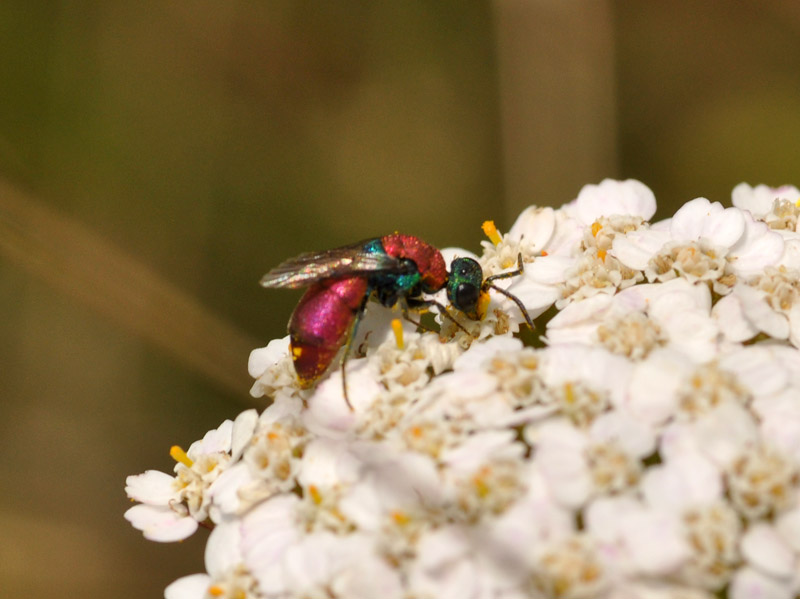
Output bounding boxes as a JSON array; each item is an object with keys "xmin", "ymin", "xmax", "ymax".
[{"xmin": 126, "ymin": 179, "xmax": 800, "ymax": 599}]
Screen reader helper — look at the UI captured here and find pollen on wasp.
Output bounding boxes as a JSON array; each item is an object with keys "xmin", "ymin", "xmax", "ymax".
[{"xmin": 476, "ymin": 291, "xmax": 491, "ymax": 321}]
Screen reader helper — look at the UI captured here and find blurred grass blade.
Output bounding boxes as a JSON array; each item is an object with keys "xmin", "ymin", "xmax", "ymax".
[{"xmin": 0, "ymin": 177, "xmax": 260, "ymax": 396}]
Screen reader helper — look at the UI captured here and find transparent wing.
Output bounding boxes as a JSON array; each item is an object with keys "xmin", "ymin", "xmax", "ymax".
[{"xmin": 260, "ymin": 239, "xmax": 402, "ymax": 289}]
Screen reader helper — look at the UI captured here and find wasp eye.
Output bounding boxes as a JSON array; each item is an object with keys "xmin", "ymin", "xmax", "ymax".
[{"xmin": 454, "ymin": 282, "xmax": 480, "ymax": 313}]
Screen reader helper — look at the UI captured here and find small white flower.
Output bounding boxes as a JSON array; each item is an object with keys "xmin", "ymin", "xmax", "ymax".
[
  {"xmin": 585, "ymin": 495, "xmax": 692, "ymax": 577},
  {"xmin": 508, "ymin": 205, "xmax": 557, "ymax": 248},
  {"xmin": 679, "ymin": 501, "xmax": 742, "ymax": 590},
  {"xmin": 728, "ymin": 210, "xmax": 784, "ymax": 279},
  {"xmin": 125, "ymin": 410, "xmax": 258, "ymax": 541},
  {"xmin": 723, "ymin": 266, "xmax": 800, "ymax": 347},
  {"xmin": 741, "ymin": 523, "xmax": 796, "ymax": 580},
  {"xmin": 626, "ymin": 347, "xmax": 695, "ymax": 426},
  {"xmin": 641, "ymin": 450, "xmax": 723, "ymax": 512},
  {"xmin": 529, "ymin": 413, "xmax": 653, "ymax": 509},
  {"xmin": 614, "ymin": 198, "xmax": 784, "ymax": 295},
  {"xmin": 732, "ymin": 182, "xmax": 800, "ymax": 230},
  {"xmin": 671, "ymin": 197, "xmax": 745, "ymax": 248},
  {"xmin": 755, "ymin": 388, "xmax": 800, "ymax": 465},
  {"xmin": 164, "ymin": 520, "xmax": 259, "ymax": 599},
  {"xmin": 408, "ymin": 525, "xmax": 503, "ymax": 599},
  {"xmin": 572, "ymin": 178, "xmax": 657, "ymax": 223},
  {"xmin": 660, "ymin": 402, "xmax": 758, "ymax": 470},
  {"xmin": 249, "ymin": 336, "xmax": 299, "ymax": 399},
  {"xmin": 730, "ymin": 566, "xmax": 796, "ymax": 599},
  {"xmin": 726, "ymin": 442, "xmax": 800, "ymax": 519},
  {"xmin": 548, "ymin": 278, "xmax": 720, "ymax": 363},
  {"xmin": 530, "ymin": 534, "xmax": 608, "ymax": 599}
]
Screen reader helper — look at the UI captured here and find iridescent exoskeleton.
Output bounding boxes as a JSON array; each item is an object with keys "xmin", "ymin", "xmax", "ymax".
[{"xmin": 261, "ymin": 234, "xmax": 533, "ymax": 408}]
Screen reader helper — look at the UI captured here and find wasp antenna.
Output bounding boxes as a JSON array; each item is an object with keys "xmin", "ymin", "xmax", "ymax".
[
  {"xmin": 433, "ymin": 300, "xmax": 474, "ymax": 337},
  {"xmin": 484, "ymin": 280, "xmax": 535, "ymax": 331}
]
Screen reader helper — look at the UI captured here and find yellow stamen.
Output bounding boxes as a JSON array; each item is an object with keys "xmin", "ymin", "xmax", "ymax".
[
  {"xmin": 564, "ymin": 382, "xmax": 575, "ymax": 404},
  {"xmin": 540, "ymin": 250, "xmax": 548, "ymax": 257},
  {"xmin": 391, "ymin": 318, "xmax": 404, "ymax": 349},
  {"xmin": 795, "ymin": 198, "xmax": 800, "ymax": 208},
  {"xmin": 591, "ymin": 221, "xmax": 602, "ymax": 237},
  {"xmin": 208, "ymin": 585, "xmax": 224, "ymax": 597},
  {"xmin": 308, "ymin": 484, "xmax": 322, "ymax": 505},
  {"xmin": 391, "ymin": 510, "xmax": 411, "ymax": 526},
  {"xmin": 597, "ymin": 249, "xmax": 607, "ymax": 262},
  {"xmin": 482, "ymin": 220, "xmax": 503, "ymax": 246},
  {"xmin": 476, "ymin": 290, "xmax": 491, "ymax": 320},
  {"xmin": 170, "ymin": 445, "xmax": 194, "ymax": 468},
  {"xmin": 473, "ymin": 469, "xmax": 491, "ymax": 498}
]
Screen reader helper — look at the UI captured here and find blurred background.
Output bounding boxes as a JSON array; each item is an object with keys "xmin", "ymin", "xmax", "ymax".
[{"xmin": 1, "ymin": 1, "xmax": 799, "ymax": 597}]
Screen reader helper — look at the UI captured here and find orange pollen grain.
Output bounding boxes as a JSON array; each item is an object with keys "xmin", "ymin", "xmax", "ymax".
[
  {"xmin": 473, "ymin": 474, "xmax": 491, "ymax": 498},
  {"xmin": 392, "ymin": 510, "xmax": 411, "ymax": 526},
  {"xmin": 482, "ymin": 220, "xmax": 503, "ymax": 246},
  {"xmin": 308, "ymin": 484, "xmax": 322, "ymax": 505},
  {"xmin": 591, "ymin": 222, "xmax": 602, "ymax": 237},
  {"xmin": 170, "ymin": 445, "xmax": 194, "ymax": 468},
  {"xmin": 391, "ymin": 318, "xmax": 404, "ymax": 349},
  {"xmin": 208, "ymin": 585, "xmax": 225, "ymax": 597},
  {"xmin": 564, "ymin": 382, "xmax": 575, "ymax": 404}
]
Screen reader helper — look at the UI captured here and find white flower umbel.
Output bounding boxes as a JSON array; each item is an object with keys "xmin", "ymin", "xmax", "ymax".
[{"xmin": 126, "ymin": 179, "xmax": 800, "ymax": 599}]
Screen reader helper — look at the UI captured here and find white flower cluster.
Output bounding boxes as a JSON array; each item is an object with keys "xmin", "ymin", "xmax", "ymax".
[{"xmin": 126, "ymin": 180, "xmax": 800, "ymax": 599}]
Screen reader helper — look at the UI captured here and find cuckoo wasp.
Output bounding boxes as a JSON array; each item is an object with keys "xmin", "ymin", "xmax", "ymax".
[{"xmin": 261, "ymin": 233, "xmax": 533, "ymax": 408}]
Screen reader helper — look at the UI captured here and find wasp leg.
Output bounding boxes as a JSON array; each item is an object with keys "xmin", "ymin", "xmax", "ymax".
[
  {"xmin": 482, "ymin": 253, "xmax": 535, "ymax": 330},
  {"xmin": 397, "ymin": 299, "xmax": 436, "ymax": 334},
  {"xmin": 484, "ymin": 252, "xmax": 525, "ymax": 283},
  {"xmin": 405, "ymin": 297, "xmax": 473, "ymax": 337},
  {"xmin": 338, "ymin": 295, "xmax": 370, "ymax": 411}
]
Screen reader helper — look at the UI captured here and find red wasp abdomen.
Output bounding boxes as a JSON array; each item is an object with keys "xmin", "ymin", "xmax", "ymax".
[{"xmin": 288, "ymin": 277, "xmax": 368, "ymax": 387}]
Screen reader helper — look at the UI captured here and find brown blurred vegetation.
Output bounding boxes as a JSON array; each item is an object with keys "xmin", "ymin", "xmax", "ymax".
[{"xmin": 0, "ymin": 1, "xmax": 798, "ymax": 597}]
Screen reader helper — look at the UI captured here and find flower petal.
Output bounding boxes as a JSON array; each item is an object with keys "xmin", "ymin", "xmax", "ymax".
[{"xmin": 123, "ymin": 504, "xmax": 198, "ymax": 542}]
